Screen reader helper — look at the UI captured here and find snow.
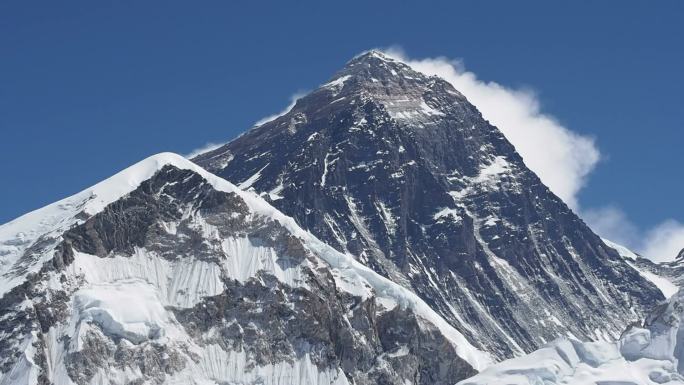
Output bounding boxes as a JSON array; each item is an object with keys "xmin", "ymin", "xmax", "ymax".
[
  {"xmin": 0, "ymin": 332, "xmax": 39, "ymax": 385},
  {"xmin": 375, "ymin": 296, "xmax": 398, "ymax": 312},
  {"xmin": 375, "ymin": 201, "xmax": 397, "ymax": 236},
  {"xmin": 381, "ymin": 95, "xmax": 445, "ymax": 123},
  {"xmin": 419, "ymin": 100, "xmax": 444, "ymax": 116},
  {"xmin": 433, "ymin": 207, "xmax": 461, "ymax": 222},
  {"xmin": 269, "ymin": 181, "xmax": 285, "ymax": 197},
  {"xmin": 55, "ymin": 284, "xmax": 354, "ymax": 385},
  {"xmin": 197, "ymin": 345, "xmax": 350, "ymax": 385},
  {"xmin": 604, "ymin": 238, "xmax": 641, "ymax": 260},
  {"xmin": 459, "ymin": 337, "xmax": 684, "ymax": 385},
  {"xmin": 0, "ymin": 153, "xmax": 224, "ymax": 298},
  {"xmin": 473, "ymin": 156, "xmax": 510, "ymax": 183},
  {"xmin": 237, "ymin": 163, "xmax": 269, "ymax": 189},
  {"xmin": 220, "ymin": 236, "xmax": 308, "ymax": 287},
  {"xmin": 74, "ymin": 280, "xmax": 177, "ymax": 344},
  {"xmin": 69, "ymin": 249, "xmax": 224, "ymax": 308},
  {"xmin": 629, "ymin": 262, "xmax": 679, "ymax": 299},
  {"xmin": 323, "ymin": 75, "xmax": 352, "ymax": 95},
  {"xmin": 604, "ymin": 238, "xmax": 679, "ymax": 298},
  {"xmin": 321, "ymin": 153, "xmax": 334, "ymax": 187},
  {"xmin": 462, "ymin": 288, "xmax": 684, "ymax": 385},
  {"xmin": 156, "ymin": 154, "xmax": 493, "ymax": 369}
]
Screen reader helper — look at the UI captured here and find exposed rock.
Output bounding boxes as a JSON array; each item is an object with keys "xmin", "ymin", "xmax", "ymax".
[
  {"xmin": 0, "ymin": 157, "xmax": 482, "ymax": 385},
  {"xmin": 194, "ymin": 50, "xmax": 663, "ymax": 358}
]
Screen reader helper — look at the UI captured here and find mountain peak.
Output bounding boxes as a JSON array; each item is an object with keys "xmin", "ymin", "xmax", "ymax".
[
  {"xmin": 328, "ymin": 49, "xmax": 427, "ymax": 87},
  {"xmin": 194, "ymin": 50, "xmax": 663, "ymax": 359},
  {"xmin": 349, "ymin": 49, "xmax": 398, "ymax": 64}
]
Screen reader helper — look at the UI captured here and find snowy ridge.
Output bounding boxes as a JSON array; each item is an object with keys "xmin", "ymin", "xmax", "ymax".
[
  {"xmin": 0, "ymin": 154, "xmax": 215, "ymax": 297},
  {"xmin": 604, "ymin": 238, "xmax": 679, "ymax": 299},
  {"xmin": 603, "ymin": 238, "xmax": 641, "ymax": 260}
]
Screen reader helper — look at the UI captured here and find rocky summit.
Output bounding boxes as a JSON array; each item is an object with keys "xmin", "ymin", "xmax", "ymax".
[{"xmin": 194, "ymin": 50, "xmax": 663, "ymax": 359}]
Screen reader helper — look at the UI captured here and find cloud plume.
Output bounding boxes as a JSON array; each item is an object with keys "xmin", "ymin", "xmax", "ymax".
[
  {"xmin": 254, "ymin": 92, "xmax": 307, "ymax": 127},
  {"xmin": 384, "ymin": 48, "xmax": 599, "ymax": 209},
  {"xmin": 382, "ymin": 48, "xmax": 681, "ymax": 261},
  {"xmin": 183, "ymin": 142, "xmax": 225, "ymax": 159}
]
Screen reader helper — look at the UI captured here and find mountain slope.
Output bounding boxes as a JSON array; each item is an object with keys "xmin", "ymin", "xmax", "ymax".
[
  {"xmin": 603, "ymin": 238, "xmax": 679, "ymax": 299},
  {"xmin": 0, "ymin": 153, "xmax": 489, "ymax": 385},
  {"xmin": 194, "ymin": 50, "xmax": 663, "ymax": 358}
]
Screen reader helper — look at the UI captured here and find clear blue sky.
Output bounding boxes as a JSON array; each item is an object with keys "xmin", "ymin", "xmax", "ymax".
[{"xmin": 1, "ymin": 1, "xmax": 682, "ymax": 233}]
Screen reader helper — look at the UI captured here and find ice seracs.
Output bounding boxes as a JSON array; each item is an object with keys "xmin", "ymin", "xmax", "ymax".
[{"xmin": 462, "ymin": 288, "xmax": 684, "ymax": 385}]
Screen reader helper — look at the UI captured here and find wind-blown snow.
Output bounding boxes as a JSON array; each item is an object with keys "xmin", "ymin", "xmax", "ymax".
[
  {"xmin": 323, "ymin": 75, "xmax": 352, "ymax": 96},
  {"xmin": 604, "ymin": 238, "xmax": 641, "ymax": 260}
]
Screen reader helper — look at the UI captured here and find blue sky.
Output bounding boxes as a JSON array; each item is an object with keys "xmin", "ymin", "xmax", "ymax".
[{"xmin": 1, "ymin": 1, "xmax": 682, "ymax": 258}]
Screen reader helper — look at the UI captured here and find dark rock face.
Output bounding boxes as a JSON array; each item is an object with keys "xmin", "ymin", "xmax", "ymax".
[
  {"xmin": 0, "ymin": 163, "xmax": 478, "ymax": 385},
  {"xmin": 194, "ymin": 51, "xmax": 663, "ymax": 358},
  {"xmin": 174, "ymin": 272, "xmax": 476, "ymax": 385}
]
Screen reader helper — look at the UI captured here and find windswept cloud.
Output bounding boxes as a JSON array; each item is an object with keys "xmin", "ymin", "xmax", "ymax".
[
  {"xmin": 583, "ymin": 206, "xmax": 684, "ymax": 262},
  {"xmin": 254, "ymin": 92, "xmax": 307, "ymax": 127},
  {"xmin": 643, "ymin": 220, "xmax": 684, "ymax": 262},
  {"xmin": 383, "ymin": 48, "xmax": 599, "ymax": 209},
  {"xmin": 183, "ymin": 142, "xmax": 225, "ymax": 159},
  {"xmin": 581, "ymin": 206, "xmax": 640, "ymax": 245}
]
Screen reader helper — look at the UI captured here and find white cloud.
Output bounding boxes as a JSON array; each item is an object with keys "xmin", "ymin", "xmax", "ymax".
[
  {"xmin": 185, "ymin": 92, "xmax": 308, "ymax": 160},
  {"xmin": 582, "ymin": 206, "xmax": 684, "ymax": 262},
  {"xmin": 383, "ymin": 48, "xmax": 599, "ymax": 209},
  {"xmin": 254, "ymin": 92, "xmax": 307, "ymax": 126},
  {"xmin": 381, "ymin": 48, "xmax": 682, "ymax": 261},
  {"xmin": 183, "ymin": 142, "xmax": 225, "ymax": 159},
  {"xmin": 581, "ymin": 206, "xmax": 641, "ymax": 246},
  {"xmin": 643, "ymin": 220, "xmax": 684, "ymax": 262}
]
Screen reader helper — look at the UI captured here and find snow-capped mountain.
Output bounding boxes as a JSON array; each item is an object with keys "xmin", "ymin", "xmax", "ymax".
[
  {"xmin": 193, "ymin": 50, "xmax": 664, "ymax": 358},
  {"xmin": 0, "ymin": 153, "xmax": 490, "ymax": 385}
]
